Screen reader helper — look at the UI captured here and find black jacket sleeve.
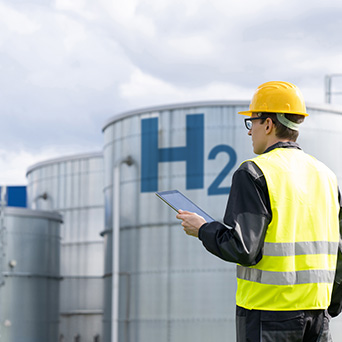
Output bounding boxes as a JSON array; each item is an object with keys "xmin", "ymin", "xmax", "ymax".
[
  {"xmin": 328, "ymin": 190, "xmax": 342, "ymax": 318},
  {"xmin": 198, "ymin": 161, "xmax": 272, "ymax": 266}
]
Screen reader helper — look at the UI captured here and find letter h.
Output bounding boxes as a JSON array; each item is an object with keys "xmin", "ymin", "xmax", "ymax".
[{"xmin": 141, "ymin": 114, "xmax": 204, "ymax": 192}]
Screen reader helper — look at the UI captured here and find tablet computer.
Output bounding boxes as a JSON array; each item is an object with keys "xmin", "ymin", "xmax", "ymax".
[{"xmin": 155, "ymin": 190, "xmax": 214, "ymax": 222}]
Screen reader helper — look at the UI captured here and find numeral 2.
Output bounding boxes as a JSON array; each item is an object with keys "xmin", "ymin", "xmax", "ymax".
[{"xmin": 208, "ymin": 145, "xmax": 237, "ymax": 195}]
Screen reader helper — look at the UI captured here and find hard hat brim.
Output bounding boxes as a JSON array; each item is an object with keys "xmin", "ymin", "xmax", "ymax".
[{"xmin": 238, "ymin": 110, "xmax": 309, "ymax": 117}]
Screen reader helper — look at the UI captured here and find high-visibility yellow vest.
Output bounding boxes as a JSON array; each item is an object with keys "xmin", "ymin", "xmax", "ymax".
[{"xmin": 236, "ymin": 148, "xmax": 340, "ymax": 311}]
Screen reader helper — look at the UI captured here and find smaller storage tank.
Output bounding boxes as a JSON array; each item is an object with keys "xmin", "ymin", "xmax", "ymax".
[
  {"xmin": 26, "ymin": 152, "xmax": 104, "ymax": 342},
  {"xmin": 0, "ymin": 207, "xmax": 62, "ymax": 342}
]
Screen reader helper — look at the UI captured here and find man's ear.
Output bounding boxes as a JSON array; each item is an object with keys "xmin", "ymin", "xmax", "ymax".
[{"xmin": 265, "ymin": 118, "xmax": 273, "ymax": 135}]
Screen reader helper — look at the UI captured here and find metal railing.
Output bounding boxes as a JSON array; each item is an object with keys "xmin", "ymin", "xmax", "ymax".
[{"xmin": 325, "ymin": 74, "xmax": 342, "ymax": 103}]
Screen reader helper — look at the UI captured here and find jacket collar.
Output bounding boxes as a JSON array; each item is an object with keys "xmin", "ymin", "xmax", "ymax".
[{"xmin": 263, "ymin": 141, "xmax": 301, "ymax": 154}]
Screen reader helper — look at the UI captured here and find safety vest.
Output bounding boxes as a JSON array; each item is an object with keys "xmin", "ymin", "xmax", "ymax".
[{"xmin": 236, "ymin": 148, "xmax": 340, "ymax": 311}]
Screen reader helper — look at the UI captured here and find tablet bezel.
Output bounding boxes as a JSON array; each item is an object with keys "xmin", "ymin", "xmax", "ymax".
[{"xmin": 155, "ymin": 190, "xmax": 214, "ymax": 222}]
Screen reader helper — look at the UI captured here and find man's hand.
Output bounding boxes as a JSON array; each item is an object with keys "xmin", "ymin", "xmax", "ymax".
[{"xmin": 176, "ymin": 210, "xmax": 207, "ymax": 238}]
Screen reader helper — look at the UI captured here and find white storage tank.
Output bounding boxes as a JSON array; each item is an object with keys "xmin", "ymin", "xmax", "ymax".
[
  {"xmin": 102, "ymin": 101, "xmax": 342, "ymax": 341},
  {"xmin": 0, "ymin": 207, "xmax": 62, "ymax": 342},
  {"xmin": 26, "ymin": 152, "xmax": 104, "ymax": 342}
]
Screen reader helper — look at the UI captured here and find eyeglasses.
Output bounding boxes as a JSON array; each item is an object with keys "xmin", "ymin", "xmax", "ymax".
[{"xmin": 244, "ymin": 117, "xmax": 265, "ymax": 130}]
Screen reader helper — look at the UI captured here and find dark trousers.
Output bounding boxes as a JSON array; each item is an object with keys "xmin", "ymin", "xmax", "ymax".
[{"xmin": 236, "ymin": 306, "xmax": 332, "ymax": 342}]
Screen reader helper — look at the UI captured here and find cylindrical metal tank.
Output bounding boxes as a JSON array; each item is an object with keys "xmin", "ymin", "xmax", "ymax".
[
  {"xmin": 0, "ymin": 207, "xmax": 62, "ymax": 342},
  {"xmin": 102, "ymin": 101, "xmax": 342, "ymax": 342},
  {"xmin": 26, "ymin": 152, "xmax": 104, "ymax": 342}
]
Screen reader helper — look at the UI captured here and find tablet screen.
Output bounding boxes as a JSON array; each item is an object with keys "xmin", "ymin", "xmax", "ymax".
[{"xmin": 155, "ymin": 190, "xmax": 214, "ymax": 222}]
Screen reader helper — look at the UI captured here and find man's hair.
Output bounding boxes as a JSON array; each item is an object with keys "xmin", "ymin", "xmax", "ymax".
[{"xmin": 259, "ymin": 113, "xmax": 305, "ymax": 141}]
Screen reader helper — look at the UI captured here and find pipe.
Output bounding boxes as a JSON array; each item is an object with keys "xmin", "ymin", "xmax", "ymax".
[{"xmin": 112, "ymin": 156, "xmax": 134, "ymax": 342}]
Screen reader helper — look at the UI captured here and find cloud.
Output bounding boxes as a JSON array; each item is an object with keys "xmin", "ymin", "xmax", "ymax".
[
  {"xmin": 0, "ymin": 1, "xmax": 134, "ymax": 152},
  {"xmin": 1, "ymin": 0, "xmax": 342, "ymax": 183},
  {"xmin": 106, "ymin": 0, "xmax": 342, "ymax": 91},
  {"xmin": 0, "ymin": 144, "xmax": 97, "ymax": 185},
  {"xmin": 120, "ymin": 67, "xmax": 252, "ymax": 107}
]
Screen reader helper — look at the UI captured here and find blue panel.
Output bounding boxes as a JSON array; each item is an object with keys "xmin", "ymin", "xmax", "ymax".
[
  {"xmin": 186, "ymin": 114, "xmax": 204, "ymax": 190},
  {"xmin": 5, "ymin": 186, "xmax": 27, "ymax": 207},
  {"xmin": 141, "ymin": 117, "xmax": 159, "ymax": 192}
]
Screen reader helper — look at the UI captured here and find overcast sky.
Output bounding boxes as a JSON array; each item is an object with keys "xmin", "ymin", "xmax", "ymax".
[{"xmin": 1, "ymin": 0, "xmax": 342, "ymax": 184}]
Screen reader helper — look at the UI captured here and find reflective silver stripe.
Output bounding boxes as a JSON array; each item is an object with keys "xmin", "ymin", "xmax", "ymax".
[
  {"xmin": 263, "ymin": 241, "xmax": 339, "ymax": 257},
  {"xmin": 237, "ymin": 265, "xmax": 335, "ymax": 286}
]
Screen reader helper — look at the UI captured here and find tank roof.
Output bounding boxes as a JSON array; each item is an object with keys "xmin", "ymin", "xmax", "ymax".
[
  {"xmin": 26, "ymin": 151, "xmax": 103, "ymax": 176},
  {"xmin": 102, "ymin": 100, "xmax": 342, "ymax": 132},
  {"xmin": 3, "ymin": 206, "xmax": 63, "ymax": 222},
  {"xmin": 102, "ymin": 100, "xmax": 250, "ymax": 131}
]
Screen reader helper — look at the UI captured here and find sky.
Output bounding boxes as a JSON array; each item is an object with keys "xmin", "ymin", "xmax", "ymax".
[{"xmin": 1, "ymin": 0, "xmax": 342, "ymax": 184}]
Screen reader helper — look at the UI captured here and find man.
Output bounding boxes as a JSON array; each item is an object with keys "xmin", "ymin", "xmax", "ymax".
[{"xmin": 176, "ymin": 81, "xmax": 342, "ymax": 342}]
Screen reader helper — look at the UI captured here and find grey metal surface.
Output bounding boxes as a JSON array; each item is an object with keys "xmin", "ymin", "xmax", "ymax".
[
  {"xmin": 26, "ymin": 152, "xmax": 105, "ymax": 342},
  {"xmin": 102, "ymin": 100, "xmax": 251, "ymax": 132},
  {"xmin": 102, "ymin": 103, "xmax": 251, "ymax": 342},
  {"xmin": 0, "ymin": 208, "xmax": 62, "ymax": 342},
  {"xmin": 102, "ymin": 101, "xmax": 342, "ymax": 342}
]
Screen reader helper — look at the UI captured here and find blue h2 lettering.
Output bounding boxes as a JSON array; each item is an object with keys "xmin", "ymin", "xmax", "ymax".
[{"xmin": 141, "ymin": 114, "xmax": 204, "ymax": 192}]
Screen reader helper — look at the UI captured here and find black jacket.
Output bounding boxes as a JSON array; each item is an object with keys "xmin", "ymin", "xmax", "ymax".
[{"xmin": 198, "ymin": 141, "xmax": 342, "ymax": 317}]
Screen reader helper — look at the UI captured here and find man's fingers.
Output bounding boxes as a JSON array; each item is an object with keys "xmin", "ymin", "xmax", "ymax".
[
  {"xmin": 176, "ymin": 210, "xmax": 192, "ymax": 220},
  {"xmin": 176, "ymin": 213, "xmax": 183, "ymax": 220}
]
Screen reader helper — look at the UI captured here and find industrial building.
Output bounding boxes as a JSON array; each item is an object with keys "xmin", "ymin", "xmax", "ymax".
[{"xmin": 1, "ymin": 100, "xmax": 342, "ymax": 341}]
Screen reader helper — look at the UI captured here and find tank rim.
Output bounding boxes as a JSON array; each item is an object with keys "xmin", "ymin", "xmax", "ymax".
[
  {"xmin": 102, "ymin": 100, "xmax": 250, "ymax": 131},
  {"xmin": 26, "ymin": 151, "xmax": 102, "ymax": 176},
  {"xmin": 102, "ymin": 100, "xmax": 342, "ymax": 132},
  {"xmin": 3, "ymin": 207, "xmax": 63, "ymax": 222}
]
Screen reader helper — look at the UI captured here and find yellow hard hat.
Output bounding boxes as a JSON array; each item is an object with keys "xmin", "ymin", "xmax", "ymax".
[{"xmin": 238, "ymin": 81, "xmax": 308, "ymax": 117}]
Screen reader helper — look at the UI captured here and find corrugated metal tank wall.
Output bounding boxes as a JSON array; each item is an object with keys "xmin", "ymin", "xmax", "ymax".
[
  {"xmin": 102, "ymin": 101, "xmax": 255, "ymax": 342},
  {"xmin": 0, "ymin": 207, "xmax": 62, "ymax": 342},
  {"xmin": 297, "ymin": 105, "xmax": 342, "ymax": 186},
  {"xmin": 26, "ymin": 152, "xmax": 104, "ymax": 342},
  {"xmin": 102, "ymin": 101, "xmax": 342, "ymax": 342}
]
